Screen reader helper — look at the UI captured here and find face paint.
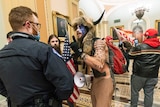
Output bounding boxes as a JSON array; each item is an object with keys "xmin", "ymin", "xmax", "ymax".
[{"xmin": 79, "ymin": 25, "xmax": 88, "ymax": 37}]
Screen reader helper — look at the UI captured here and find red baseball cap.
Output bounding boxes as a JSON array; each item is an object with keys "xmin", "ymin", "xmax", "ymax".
[{"xmin": 144, "ymin": 28, "xmax": 158, "ymax": 36}]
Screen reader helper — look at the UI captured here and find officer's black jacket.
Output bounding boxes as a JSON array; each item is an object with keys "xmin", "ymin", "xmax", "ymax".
[
  {"xmin": 129, "ymin": 42, "xmax": 160, "ymax": 78},
  {"xmin": 0, "ymin": 32, "xmax": 74, "ymax": 105}
]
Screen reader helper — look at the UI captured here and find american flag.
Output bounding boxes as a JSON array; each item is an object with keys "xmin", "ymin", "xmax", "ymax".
[
  {"xmin": 62, "ymin": 35, "xmax": 80, "ymax": 103},
  {"xmin": 114, "ymin": 27, "xmax": 135, "ymax": 45}
]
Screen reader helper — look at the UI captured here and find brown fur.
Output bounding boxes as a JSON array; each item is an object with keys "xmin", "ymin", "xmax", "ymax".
[{"xmin": 72, "ymin": 16, "xmax": 96, "ymax": 55}]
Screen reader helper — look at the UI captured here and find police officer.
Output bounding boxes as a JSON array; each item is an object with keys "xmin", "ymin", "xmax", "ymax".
[{"xmin": 0, "ymin": 6, "xmax": 74, "ymax": 107}]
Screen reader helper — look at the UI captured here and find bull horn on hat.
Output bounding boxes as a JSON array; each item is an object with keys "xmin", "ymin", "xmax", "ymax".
[{"xmin": 93, "ymin": 10, "xmax": 105, "ymax": 25}]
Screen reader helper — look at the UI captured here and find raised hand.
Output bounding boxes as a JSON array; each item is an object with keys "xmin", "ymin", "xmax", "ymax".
[{"xmin": 70, "ymin": 36, "xmax": 83, "ymax": 57}]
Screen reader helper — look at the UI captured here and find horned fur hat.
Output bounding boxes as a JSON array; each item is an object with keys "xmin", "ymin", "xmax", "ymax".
[{"xmin": 72, "ymin": 10, "xmax": 105, "ymax": 55}]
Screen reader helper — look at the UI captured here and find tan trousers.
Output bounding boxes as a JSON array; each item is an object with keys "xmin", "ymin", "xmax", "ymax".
[{"xmin": 91, "ymin": 77, "xmax": 113, "ymax": 107}]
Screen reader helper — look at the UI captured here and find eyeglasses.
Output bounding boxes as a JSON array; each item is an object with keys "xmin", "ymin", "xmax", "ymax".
[{"xmin": 29, "ymin": 21, "xmax": 41, "ymax": 29}]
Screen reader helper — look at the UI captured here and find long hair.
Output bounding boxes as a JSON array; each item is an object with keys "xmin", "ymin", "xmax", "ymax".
[{"xmin": 48, "ymin": 34, "xmax": 61, "ymax": 54}]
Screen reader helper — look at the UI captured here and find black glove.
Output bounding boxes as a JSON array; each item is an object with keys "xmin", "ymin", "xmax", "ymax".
[{"xmin": 70, "ymin": 42, "xmax": 83, "ymax": 57}]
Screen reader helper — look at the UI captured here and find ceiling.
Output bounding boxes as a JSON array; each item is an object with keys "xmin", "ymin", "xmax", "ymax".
[
  {"xmin": 79, "ymin": 0, "xmax": 151, "ymax": 21},
  {"xmin": 97, "ymin": 0, "xmax": 139, "ymax": 5}
]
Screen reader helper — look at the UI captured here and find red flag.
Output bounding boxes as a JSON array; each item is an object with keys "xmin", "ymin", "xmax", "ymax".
[{"xmin": 62, "ymin": 35, "xmax": 80, "ymax": 103}]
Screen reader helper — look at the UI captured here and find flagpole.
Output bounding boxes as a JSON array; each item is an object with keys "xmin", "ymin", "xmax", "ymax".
[
  {"xmin": 62, "ymin": 20, "xmax": 80, "ymax": 106},
  {"xmin": 64, "ymin": 20, "xmax": 69, "ymax": 40}
]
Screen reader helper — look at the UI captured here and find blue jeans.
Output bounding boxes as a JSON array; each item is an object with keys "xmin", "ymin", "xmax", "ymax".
[{"xmin": 130, "ymin": 74, "xmax": 158, "ymax": 107}]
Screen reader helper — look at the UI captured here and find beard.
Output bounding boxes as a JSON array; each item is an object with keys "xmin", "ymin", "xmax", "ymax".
[{"xmin": 53, "ymin": 45, "xmax": 61, "ymax": 54}]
